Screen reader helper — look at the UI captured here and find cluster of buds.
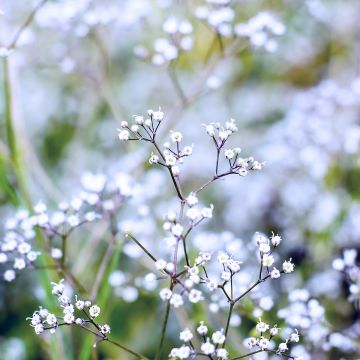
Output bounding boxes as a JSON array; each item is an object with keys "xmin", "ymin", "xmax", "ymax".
[
  {"xmin": 27, "ymin": 280, "xmax": 110, "ymax": 342},
  {"xmin": 149, "ymin": 130, "xmax": 194, "ymax": 177},
  {"xmin": 203, "ymin": 119, "xmax": 264, "ymax": 177},
  {"xmin": 170, "ymin": 322, "xmax": 228, "ymax": 359},
  {"xmin": 256, "ymin": 232, "xmax": 294, "ymax": 279},
  {"xmin": 117, "ymin": 108, "xmax": 164, "ymax": 142},
  {"xmin": 247, "ymin": 319, "xmax": 301, "ymax": 358}
]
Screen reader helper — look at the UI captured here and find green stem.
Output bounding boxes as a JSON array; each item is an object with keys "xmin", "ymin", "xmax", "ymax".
[
  {"xmin": 155, "ymin": 282, "xmax": 174, "ymax": 360},
  {"xmin": 107, "ymin": 339, "xmax": 149, "ymax": 359}
]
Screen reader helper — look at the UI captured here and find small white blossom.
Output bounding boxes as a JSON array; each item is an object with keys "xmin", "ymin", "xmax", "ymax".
[
  {"xmin": 180, "ymin": 328, "xmax": 193, "ymax": 342},
  {"xmin": 89, "ymin": 305, "xmax": 100, "ymax": 318},
  {"xmin": 283, "ymin": 259, "xmax": 295, "ymax": 273}
]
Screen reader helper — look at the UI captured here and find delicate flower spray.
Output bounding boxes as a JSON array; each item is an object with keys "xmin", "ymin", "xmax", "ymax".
[
  {"xmin": 23, "ymin": 109, "xmax": 302, "ymax": 359},
  {"xmin": 115, "ymin": 109, "xmax": 301, "ymax": 360}
]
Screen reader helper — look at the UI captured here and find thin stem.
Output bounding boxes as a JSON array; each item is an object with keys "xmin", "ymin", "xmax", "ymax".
[
  {"xmin": 90, "ymin": 228, "xmax": 117, "ymax": 300},
  {"xmin": 152, "ymin": 141, "xmax": 184, "ymax": 200},
  {"xmin": 8, "ymin": 0, "xmax": 49, "ymax": 50},
  {"xmin": 126, "ymin": 232, "xmax": 157, "ymax": 263},
  {"xmin": 223, "ymin": 302, "xmax": 234, "ymax": 347},
  {"xmin": 230, "ymin": 349, "xmax": 263, "ymax": 360},
  {"xmin": 155, "ymin": 282, "xmax": 174, "ymax": 360},
  {"xmin": 107, "ymin": 339, "xmax": 149, "ymax": 359}
]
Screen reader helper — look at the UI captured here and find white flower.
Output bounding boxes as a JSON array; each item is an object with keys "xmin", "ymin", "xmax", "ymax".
[
  {"xmin": 180, "ymin": 328, "xmax": 193, "ymax": 342},
  {"xmin": 100, "ymin": 324, "xmax": 111, "ymax": 334},
  {"xmin": 270, "ymin": 267, "xmax": 280, "ymax": 279},
  {"xmin": 51, "ymin": 279, "xmax": 65, "ymax": 296},
  {"xmin": 171, "ymin": 224, "xmax": 184, "ymax": 237},
  {"xmin": 18, "ymin": 242, "xmax": 31, "ymax": 254},
  {"xmin": 269, "ymin": 326, "xmax": 279, "ymax": 336},
  {"xmin": 217, "ymin": 252, "xmax": 229, "ymax": 264},
  {"xmin": 259, "ymin": 242, "xmax": 270, "ymax": 254},
  {"xmin": 226, "ymin": 118, "xmax": 238, "ymax": 132},
  {"xmin": 182, "ymin": 146, "xmax": 193, "ymax": 156},
  {"xmin": 216, "ymin": 348, "xmax": 228, "ymax": 359},
  {"xmin": 165, "ymin": 154, "xmax": 176, "ymax": 166},
  {"xmin": 46, "ymin": 313, "xmax": 57, "ymax": 326},
  {"xmin": 149, "ymin": 154, "xmax": 159, "ymax": 164},
  {"xmin": 271, "ymin": 234, "xmax": 282, "ymax": 246},
  {"xmin": 221, "ymin": 271, "xmax": 231, "ymax": 281},
  {"xmin": 171, "ymin": 131, "xmax": 183, "ymax": 142},
  {"xmin": 186, "ymin": 207, "xmax": 200, "ymax": 221},
  {"xmin": 289, "ymin": 329, "xmax": 300, "ymax": 342},
  {"xmin": 212, "ymin": 330, "xmax": 225, "ymax": 344},
  {"xmin": 278, "ymin": 342, "xmax": 288, "ymax": 352},
  {"xmin": 256, "ymin": 320, "xmax": 269, "ymax": 333},
  {"xmin": 75, "ymin": 300, "xmax": 85, "ymax": 310},
  {"xmin": 89, "ymin": 305, "xmax": 100, "ymax": 318},
  {"xmin": 121, "ymin": 120, "xmax": 128, "ymax": 127},
  {"xmin": 0, "ymin": 253, "xmax": 7, "ymax": 263},
  {"xmin": 118, "ymin": 129, "xmax": 130, "ymax": 141},
  {"xmin": 160, "ymin": 288, "xmax": 172, "ymax": 301},
  {"xmin": 201, "ymin": 204, "xmax": 214, "ymax": 218},
  {"xmin": 201, "ymin": 339, "xmax": 215, "ymax": 355},
  {"xmin": 238, "ymin": 168, "xmax": 248, "ymax": 176},
  {"xmin": 64, "ymin": 313, "xmax": 75, "ymax": 324},
  {"xmin": 283, "ymin": 259, "xmax": 295, "ymax": 273},
  {"xmin": 224, "ymin": 149, "xmax": 235, "ymax": 159},
  {"xmin": 197, "ymin": 321, "xmax": 208, "ymax": 335},
  {"xmin": 186, "ymin": 193, "xmax": 198, "ymax": 207},
  {"xmin": 188, "ymin": 289, "xmax": 203, "ymax": 303},
  {"xmin": 152, "ymin": 108, "xmax": 164, "ymax": 121},
  {"xmin": 131, "ymin": 124, "xmax": 139, "ymax": 132},
  {"xmin": 34, "ymin": 323, "xmax": 44, "ymax": 334},
  {"xmin": 29, "ymin": 313, "xmax": 41, "ymax": 326},
  {"xmin": 13, "ymin": 258, "xmax": 26, "ymax": 270},
  {"xmin": 247, "ymin": 337, "xmax": 257, "ymax": 348},
  {"xmin": 258, "ymin": 337, "xmax": 269, "ymax": 349},
  {"xmin": 134, "ymin": 115, "xmax": 144, "ymax": 124},
  {"xmin": 219, "ymin": 130, "xmax": 229, "ymax": 141},
  {"xmin": 205, "ymin": 124, "xmax": 215, "ymax": 137},
  {"xmin": 262, "ymin": 254, "xmax": 275, "ymax": 267},
  {"xmin": 170, "ymin": 294, "xmax": 184, "ymax": 308}
]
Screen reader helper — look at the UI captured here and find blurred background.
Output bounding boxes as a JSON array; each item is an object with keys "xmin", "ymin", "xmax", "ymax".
[{"xmin": 0, "ymin": 0, "xmax": 360, "ymax": 359}]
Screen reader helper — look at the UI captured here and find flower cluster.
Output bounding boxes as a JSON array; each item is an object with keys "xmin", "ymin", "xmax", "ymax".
[
  {"xmin": 204, "ymin": 119, "xmax": 264, "ymax": 177},
  {"xmin": 27, "ymin": 279, "xmax": 110, "ymax": 343},
  {"xmin": 0, "ymin": 171, "xmax": 133, "ymax": 282},
  {"xmin": 170, "ymin": 322, "xmax": 228, "ymax": 359},
  {"xmin": 246, "ymin": 319, "xmax": 301, "ymax": 358}
]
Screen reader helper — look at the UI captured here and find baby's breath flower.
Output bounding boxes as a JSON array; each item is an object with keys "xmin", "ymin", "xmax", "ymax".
[
  {"xmin": 197, "ymin": 321, "xmax": 208, "ymax": 336},
  {"xmin": 283, "ymin": 259, "xmax": 295, "ymax": 273},
  {"xmin": 201, "ymin": 339, "xmax": 215, "ymax": 355},
  {"xmin": 212, "ymin": 329, "xmax": 225, "ymax": 344},
  {"xmin": 118, "ymin": 129, "xmax": 130, "ymax": 141},
  {"xmin": 180, "ymin": 328, "xmax": 193, "ymax": 342},
  {"xmin": 89, "ymin": 305, "xmax": 100, "ymax": 318},
  {"xmin": 256, "ymin": 320, "xmax": 269, "ymax": 333}
]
